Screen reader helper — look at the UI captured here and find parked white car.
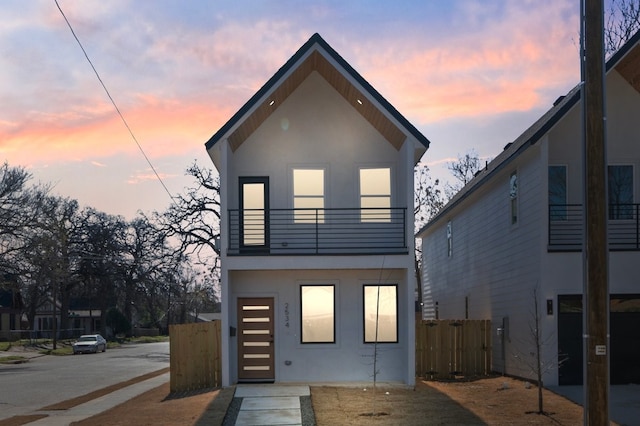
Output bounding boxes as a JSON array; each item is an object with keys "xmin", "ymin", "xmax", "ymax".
[{"xmin": 72, "ymin": 334, "xmax": 107, "ymax": 354}]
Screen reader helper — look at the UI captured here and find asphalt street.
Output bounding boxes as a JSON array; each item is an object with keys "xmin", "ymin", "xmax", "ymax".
[{"xmin": 0, "ymin": 341, "xmax": 169, "ymax": 421}]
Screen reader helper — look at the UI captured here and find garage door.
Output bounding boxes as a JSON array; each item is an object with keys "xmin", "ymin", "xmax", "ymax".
[{"xmin": 558, "ymin": 294, "xmax": 640, "ymax": 385}]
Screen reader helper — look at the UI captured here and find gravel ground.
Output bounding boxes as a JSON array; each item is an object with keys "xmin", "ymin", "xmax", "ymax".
[
  {"xmin": 300, "ymin": 395, "xmax": 316, "ymax": 426},
  {"xmin": 221, "ymin": 397, "xmax": 242, "ymax": 425}
]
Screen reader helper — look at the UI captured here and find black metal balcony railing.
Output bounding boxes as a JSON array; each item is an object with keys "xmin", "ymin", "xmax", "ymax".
[
  {"xmin": 228, "ymin": 207, "xmax": 407, "ymax": 255},
  {"xmin": 549, "ymin": 204, "xmax": 640, "ymax": 251}
]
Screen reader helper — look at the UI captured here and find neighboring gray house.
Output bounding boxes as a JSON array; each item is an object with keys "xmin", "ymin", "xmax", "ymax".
[
  {"xmin": 205, "ymin": 33, "xmax": 429, "ymax": 386},
  {"xmin": 0, "ymin": 289, "xmax": 22, "ymax": 341},
  {"xmin": 418, "ymin": 30, "xmax": 640, "ymax": 386},
  {"xmin": 32, "ymin": 297, "xmax": 101, "ymax": 338}
]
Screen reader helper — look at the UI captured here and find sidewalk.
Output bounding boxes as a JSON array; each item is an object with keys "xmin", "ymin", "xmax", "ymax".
[
  {"xmin": 19, "ymin": 372, "xmax": 170, "ymax": 426},
  {"xmin": 0, "ymin": 347, "xmax": 47, "ymax": 363},
  {"xmin": 232, "ymin": 385, "xmax": 311, "ymax": 426}
]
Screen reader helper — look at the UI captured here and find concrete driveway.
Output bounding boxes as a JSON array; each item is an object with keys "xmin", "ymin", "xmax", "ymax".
[{"xmin": 548, "ymin": 385, "xmax": 640, "ymax": 426}]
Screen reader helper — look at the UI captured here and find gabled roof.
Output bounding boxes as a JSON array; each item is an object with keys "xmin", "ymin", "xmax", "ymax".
[
  {"xmin": 204, "ymin": 33, "xmax": 430, "ymax": 153},
  {"xmin": 417, "ymin": 29, "xmax": 640, "ymax": 237}
]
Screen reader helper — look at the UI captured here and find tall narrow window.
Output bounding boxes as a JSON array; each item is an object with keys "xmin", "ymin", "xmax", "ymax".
[
  {"xmin": 446, "ymin": 221, "xmax": 452, "ymax": 257},
  {"xmin": 509, "ymin": 171, "xmax": 518, "ymax": 225},
  {"xmin": 363, "ymin": 285, "xmax": 398, "ymax": 343},
  {"xmin": 300, "ymin": 285, "xmax": 335, "ymax": 343},
  {"xmin": 240, "ymin": 177, "xmax": 269, "ymax": 250},
  {"xmin": 549, "ymin": 165, "xmax": 567, "ymax": 220},
  {"xmin": 360, "ymin": 167, "xmax": 391, "ymax": 222},
  {"xmin": 608, "ymin": 165, "xmax": 633, "ymax": 220},
  {"xmin": 242, "ymin": 183, "xmax": 265, "ymax": 245},
  {"xmin": 293, "ymin": 169, "xmax": 324, "ymax": 223}
]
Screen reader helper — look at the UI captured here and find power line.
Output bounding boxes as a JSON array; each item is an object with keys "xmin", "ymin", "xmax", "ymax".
[{"xmin": 54, "ymin": 0, "xmax": 174, "ymax": 202}]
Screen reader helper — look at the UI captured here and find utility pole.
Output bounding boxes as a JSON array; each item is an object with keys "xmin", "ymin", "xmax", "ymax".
[
  {"xmin": 52, "ymin": 280, "xmax": 58, "ymax": 350},
  {"xmin": 581, "ymin": 0, "xmax": 609, "ymax": 424}
]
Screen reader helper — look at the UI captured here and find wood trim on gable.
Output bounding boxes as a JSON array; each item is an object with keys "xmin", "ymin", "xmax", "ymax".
[
  {"xmin": 615, "ymin": 41, "xmax": 640, "ymax": 94},
  {"xmin": 228, "ymin": 49, "xmax": 406, "ymax": 152}
]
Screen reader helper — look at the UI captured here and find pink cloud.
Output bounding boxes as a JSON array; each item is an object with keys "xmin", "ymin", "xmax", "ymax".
[
  {"xmin": 0, "ymin": 95, "xmax": 230, "ymax": 167},
  {"xmin": 351, "ymin": 1, "xmax": 580, "ymax": 124},
  {"xmin": 127, "ymin": 170, "xmax": 178, "ymax": 185},
  {"xmin": 1, "ymin": 1, "xmax": 583, "ymax": 175}
]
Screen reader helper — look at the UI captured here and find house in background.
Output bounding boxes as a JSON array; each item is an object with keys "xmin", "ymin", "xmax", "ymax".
[
  {"xmin": 32, "ymin": 297, "xmax": 101, "ymax": 338},
  {"xmin": 0, "ymin": 288, "xmax": 23, "ymax": 341},
  {"xmin": 418, "ymin": 30, "xmax": 640, "ymax": 386},
  {"xmin": 205, "ymin": 33, "xmax": 429, "ymax": 386}
]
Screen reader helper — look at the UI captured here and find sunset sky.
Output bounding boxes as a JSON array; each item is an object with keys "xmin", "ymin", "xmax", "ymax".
[{"xmin": 1, "ymin": 0, "xmax": 588, "ymax": 219}]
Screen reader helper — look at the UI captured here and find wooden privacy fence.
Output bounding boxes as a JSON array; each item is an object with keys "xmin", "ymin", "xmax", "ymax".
[
  {"xmin": 416, "ymin": 319, "xmax": 491, "ymax": 379},
  {"xmin": 169, "ymin": 321, "xmax": 222, "ymax": 392}
]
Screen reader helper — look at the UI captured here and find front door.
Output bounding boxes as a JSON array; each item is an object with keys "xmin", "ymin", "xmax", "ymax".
[
  {"xmin": 237, "ymin": 297, "xmax": 275, "ymax": 382},
  {"xmin": 239, "ymin": 177, "xmax": 269, "ymax": 253}
]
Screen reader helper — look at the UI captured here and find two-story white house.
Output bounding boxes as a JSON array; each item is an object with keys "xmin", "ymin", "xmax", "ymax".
[
  {"xmin": 205, "ymin": 33, "xmax": 429, "ymax": 386},
  {"xmin": 418, "ymin": 30, "xmax": 640, "ymax": 387}
]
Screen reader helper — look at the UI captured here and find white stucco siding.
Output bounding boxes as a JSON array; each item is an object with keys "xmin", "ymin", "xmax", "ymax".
[
  {"xmin": 228, "ymin": 268, "xmax": 410, "ymax": 384},
  {"xmin": 227, "ymin": 71, "xmax": 405, "ymax": 211}
]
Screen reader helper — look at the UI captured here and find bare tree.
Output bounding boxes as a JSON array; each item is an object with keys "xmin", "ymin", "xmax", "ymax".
[
  {"xmin": 512, "ymin": 287, "xmax": 566, "ymax": 415},
  {"xmin": 77, "ymin": 208, "xmax": 127, "ymax": 337},
  {"xmin": 0, "ymin": 163, "xmax": 48, "ymax": 270},
  {"xmin": 414, "ymin": 163, "xmax": 445, "ymax": 312},
  {"xmin": 605, "ymin": 0, "xmax": 640, "ymax": 56},
  {"xmin": 157, "ymin": 161, "xmax": 221, "ymax": 270},
  {"xmin": 447, "ymin": 149, "xmax": 482, "ymax": 192},
  {"xmin": 120, "ymin": 215, "xmax": 173, "ymax": 334}
]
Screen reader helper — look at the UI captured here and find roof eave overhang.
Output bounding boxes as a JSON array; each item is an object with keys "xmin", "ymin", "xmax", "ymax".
[{"xmin": 204, "ymin": 33, "xmax": 430, "ymax": 155}]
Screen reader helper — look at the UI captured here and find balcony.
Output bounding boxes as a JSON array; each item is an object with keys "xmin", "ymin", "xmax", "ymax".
[
  {"xmin": 227, "ymin": 207, "xmax": 408, "ymax": 255},
  {"xmin": 548, "ymin": 204, "xmax": 640, "ymax": 251}
]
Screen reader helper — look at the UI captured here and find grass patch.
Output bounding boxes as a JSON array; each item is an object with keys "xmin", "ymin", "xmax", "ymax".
[
  {"xmin": 0, "ymin": 355, "xmax": 27, "ymax": 364},
  {"xmin": 38, "ymin": 345, "xmax": 74, "ymax": 356},
  {"xmin": 126, "ymin": 335, "xmax": 169, "ymax": 344},
  {"xmin": 0, "ymin": 341, "xmax": 11, "ymax": 351}
]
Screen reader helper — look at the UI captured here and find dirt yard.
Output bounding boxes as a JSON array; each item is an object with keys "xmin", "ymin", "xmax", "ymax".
[{"xmin": 64, "ymin": 376, "xmax": 599, "ymax": 426}]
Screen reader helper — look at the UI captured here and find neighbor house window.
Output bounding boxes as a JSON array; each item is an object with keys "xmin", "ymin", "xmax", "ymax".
[
  {"xmin": 549, "ymin": 165, "xmax": 567, "ymax": 220},
  {"xmin": 363, "ymin": 284, "xmax": 398, "ymax": 343},
  {"xmin": 360, "ymin": 167, "xmax": 391, "ymax": 222},
  {"xmin": 509, "ymin": 171, "xmax": 518, "ymax": 224},
  {"xmin": 446, "ymin": 221, "xmax": 452, "ymax": 257},
  {"xmin": 300, "ymin": 285, "xmax": 335, "ymax": 343},
  {"xmin": 39, "ymin": 317, "xmax": 53, "ymax": 331},
  {"xmin": 293, "ymin": 169, "xmax": 325, "ymax": 223},
  {"xmin": 608, "ymin": 165, "xmax": 633, "ymax": 220}
]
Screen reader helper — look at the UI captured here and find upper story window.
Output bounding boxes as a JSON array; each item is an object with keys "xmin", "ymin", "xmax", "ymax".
[
  {"xmin": 509, "ymin": 171, "xmax": 518, "ymax": 225},
  {"xmin": 608, "ymin": 165, "xmax": 633, "ymax": 220},
  {"xmin": 549, "ymin": 165, "xmax": 567, "ymax": 220},
  {"xmin": 360, "ymin": 167, "xmax": 391, "ymax": 222},
  {"xmin": 293, "ymin": 168, "xmax": 325, "ymax": 223}
]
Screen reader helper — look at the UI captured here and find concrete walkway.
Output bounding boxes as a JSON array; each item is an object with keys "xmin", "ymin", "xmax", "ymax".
[
  {"xmin": 234, "ymin": 385, "xmax": 310, "ymax": 426},
  {"xmin": 23, "ymin": 372, "xmax": 170, "ymax": 426}
]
